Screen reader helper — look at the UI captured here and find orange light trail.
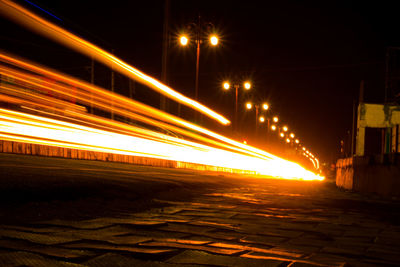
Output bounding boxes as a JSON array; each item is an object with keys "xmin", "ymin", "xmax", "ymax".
[
  {"xmin": 0, "ymin": 0, "xmax": 230, "ymax": 125},
  {"xmin": 0, "ymin": 108, "xmax": 323, "ymax": 181},
  {"xmin": 0, "ymin": 0, "xmax": 324, "ymax": 181},
  {"xmin": 0, "ymin": 56, "xmax": 323, "ymax": 181}
]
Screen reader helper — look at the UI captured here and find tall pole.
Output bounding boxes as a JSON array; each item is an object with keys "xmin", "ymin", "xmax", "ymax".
[
  {"xmin": 111, "ymin": 49, "xmax": 115, "ymax": 120},
  {"xmin": 160, "ymin": 0, "xmax": 169, "ymax": 111},
  {"xmin": 255, "ymin": 105, "xmax": 259, "ymax": 139},
  {"xmin": 195, "ymin": 15, "xmax": 201, "ymax": 102},
  {"xmin": 351, "ymin": 100, "xmax": 356, "ymax": 156},
  {"xmin": 234, "ymin": 84, "xmax": 239, "ymax": 132},
  {"xmin": 90, "ymin": 58, "xmax": 94, "ymax": 114}
]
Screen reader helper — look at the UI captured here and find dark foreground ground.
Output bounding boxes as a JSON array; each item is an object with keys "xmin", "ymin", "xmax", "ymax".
[{"xmin": 1, "ymin": 153, "xmax": 400, "ymax": 266}]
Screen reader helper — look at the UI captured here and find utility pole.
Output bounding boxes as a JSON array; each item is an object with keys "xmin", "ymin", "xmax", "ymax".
[
  {"xmin": 111, "ymin": 49, "xmax": 115, "ymax": 120},
  {"xmin": 160, "ymin": 0, "xmax": 170, "ymax": 111},
  {"xmin": 90, "ymin": 58, "xmax": 94, "ymax": 114}
]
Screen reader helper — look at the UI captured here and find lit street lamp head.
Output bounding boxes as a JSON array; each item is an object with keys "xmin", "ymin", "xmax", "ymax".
[
  {"xmin": 283, "ymin": 126, "xmax": 288, "ymax": 132},
  {"xmin": 273, "ymin": 116, "xmax": 279, "ymax": 123},
  {"xmin": 290, "ymin": 133, "xmax": 295, "ymax": 138},
  {"xmin": 262, "ymin": 103, "xmax": 269, "ymax": 110},
  {"xmin": 179, "ymin": 35, "xmax": 189, "ymax": 46},
  {"xmin": 246, "ymin": 102, "xmax": 252, "ymax": 109},
  {"xmin": 244, "ymin": 81, "xmax": 251, "ymax": 90},
  {"xmin": 259, "ymin": 116, "xmax": 265, "ymax": 123},
  {"xmin": 210, "ymin": 35, "xmax": 219, "ymax": 46},
  {"xmin": 271, "ymin": 125, "xmax": 277, "ymax": 131},
  {"xmin": 223, "ymin": 82, "xmax": 230, "ymax": 90}
]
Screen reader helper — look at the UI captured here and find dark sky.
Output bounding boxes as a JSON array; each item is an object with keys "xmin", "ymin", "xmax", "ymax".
[{"xmin": 2, "ymin": 0, "xmax": 400, "ymax": 163}]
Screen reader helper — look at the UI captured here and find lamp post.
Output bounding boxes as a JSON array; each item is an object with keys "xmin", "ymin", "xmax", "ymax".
[
  {"xmin": 245, "ymin": 101, "xmax": 269, "ymax": 138},
  {"xmin": 223, "ymin": 80, "xmax": 251, "ymax": 131},
  {"xmin": 179, "ymin": 16, "xmax": 219, "ymax": 102}
]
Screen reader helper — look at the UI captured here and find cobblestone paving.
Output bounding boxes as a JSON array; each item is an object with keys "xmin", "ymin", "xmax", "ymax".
[{"xmin": 1, "ymin": 155, "xmax": 400, "ymax": 266}]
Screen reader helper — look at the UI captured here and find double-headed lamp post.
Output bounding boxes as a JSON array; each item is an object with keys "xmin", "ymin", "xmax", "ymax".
[
  {"xmin": 179, "ymin": 18, "xmax": 219, "ymax": 102},
  {"xmin": 246, "ymin": 101, "xmax": 269, "ymax": 137},
  {"xmin": 223, "ymin": 81, "xmax": 251, "ymax": 131}
]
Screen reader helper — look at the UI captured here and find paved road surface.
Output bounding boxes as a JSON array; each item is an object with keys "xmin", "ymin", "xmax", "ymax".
[{"xmin": 1, "ymin": 153, "xmax": 400, "ymax": 266}]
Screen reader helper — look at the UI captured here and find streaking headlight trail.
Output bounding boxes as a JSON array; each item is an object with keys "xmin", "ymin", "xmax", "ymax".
[
  {"xmin": 0, "ymin": 0, "xmax": 230, "ymax": 125},
  {"xmin": 0, "ymin": 0, "xmax": 323, "ymax": 181},
  {"xmin": 0, "ymin": 108, "xmax": 323, "ymax": 181}
]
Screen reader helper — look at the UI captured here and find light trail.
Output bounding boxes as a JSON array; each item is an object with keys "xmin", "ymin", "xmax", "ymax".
[
  {"xmin": 0, "ymin": 55, "xmax": 324, "ymax": 181},
  {"xmin": 0, "ymin": 53, "xmax": 290, "ymax": 162},
  {"xmin": 0, "ymin": 1, "xmax": 324, "ymax": 181},
  {"xmin": 0, "ymin": 108, "xmax": 323, "ymax": 181},
  {"xmin": 0, "ymin": 0, "xmax": 230, "ymax": 125},
  {"xmin": 0, "ymin": 56, "xmax": 323, "ymax": 180}
]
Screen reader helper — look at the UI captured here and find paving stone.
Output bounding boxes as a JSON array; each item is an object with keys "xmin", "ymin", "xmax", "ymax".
[
  {"xmin": 306, "ymin": 253, "xmax": 349, "ymax": 267},
  {"xmin": 286, "ymin": 261, "xmax": 336, "ymax": 267},
  {"xmin": 232, "ymin": 213, "xmax": 280, "ymax": 223},
  {"xmin": 58, "ymin": 225, "xmax": 132, "ymax": 240},
  {"xmin": 38, "ymin": 219, "xmax": 112, "ymax": 229},
  {"xmin": 158, "ymin": 222, "xmax": 215, "ymax": 235},
  {"xmin": 360, "ymin": 258, "xmax": 400, "ymax": 267},
  {"xmin": 1, "ymin": 224, "xmax": 68, "ymax": 234},
  {"xmin": 271, "ymin": 244, "xmax": 322, "ymax": 254},
  {"xmin": 334, "ymin": 236, "xmax": 374, "ymax": 246},
  {"xmin": 238, "ymin": 225, "xmax": 304, "ymax": 238},
  {"xmin": 200, "ymin": 229, "xmax": 244, "ymax": 240},
  {"xmin": 139, "ymin": 241, "xmax": 243, "ymax": 255},
  {"xmin": 188, "ymin": 220, "xmax": 239, "ymax": 230},
  {"xmin": 110, "ymin": 228, "xmax": 188, "ymax": 239},
  {"xmin": 364, "ymin": 247, "xmax": 400, "ymax": 264},
  {"xmin": 186, "ymin": 202, "xmax": 238, "ymax": 211},
  {"xmin": 320, "ymin": 246, "xmax": 364, "ymax": 257},
  {"xmin": 64, "ymin": 242, "xmax": 175, "ymax": 255},
  {"xmin": 254, "ymin": 212, "xmax": 294, "ymax": 220},
  {"xmin": 240, "ymin": 234, "xmax": 288, "ymax": 246},
  {"xmin": 85, "ymin": 217, "xmax": 168, "ymax": 227},
  {"xmin": 278, "ymin": 221, "xmax": 320, "ymax": 231},
  {"xmin": 84, "ymin": 252, "xmax": 198, "ymax": 267},
  {"xmin": 240, "ymin": 252, "xmax": 334, "ymax": 266},
  {"xmin": 90, "ymin": 234, "xmax": 152, "ymax": 245},
  {"xmin": 167, "ymin": 249, "xmax": 286, "ymax": 267},
  {"xmin": 209, "ymin": 242, "xmax": 304, "ymax": 258},
  {"xmin": 313, "ymin": 224, "xmax": 344, "ymax": 237},
  {"xmin": 155, "ymin": 238, "xmax": 212, "ymax": 245},
  {"xmin": 0, "ymin": 228, "xmax": 80, "ymax": 245},
  {"xmin": 0, "ymin": 239, "xmax": 95, "ymax": 259},
  {"xmin": 175, "ymin": 210, "xmax": 235, "ymax": 218},
  {"xmin": 288, "ymin": 237, "xmax": 334, "ymax": 247},
  {"xmin": 0, "ymin": 251, "xmax": 84, "ymax": 266}
]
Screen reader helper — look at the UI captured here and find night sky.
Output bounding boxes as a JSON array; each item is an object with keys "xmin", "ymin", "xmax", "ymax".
[{"xmin": 2, "ymin": 0, "xmax": 400, "ymax": 164}]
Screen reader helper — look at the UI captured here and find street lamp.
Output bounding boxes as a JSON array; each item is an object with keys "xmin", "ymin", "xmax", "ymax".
[
  {"xmin": 210, "ymin": 35, "xmax": 219, "ymax": 46},
  {"xmin": 179, "ymin": 17, "xmax": 219, "ymax": 102},
  {"xmin": 179, "ymin": 35, "xmax": 189, "ymax": 46},
  {"xmin": 246, "ymin": 101, "xmax": 269, "ymax": 137},
  {"xmin": 223, "ymin": 80, "xmax": 252, "ymax": 131}
]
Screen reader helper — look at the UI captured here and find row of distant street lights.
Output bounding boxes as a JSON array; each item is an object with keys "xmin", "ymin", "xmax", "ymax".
[{"xmin": 176, "ymin": 21, "xmax": 319, "ymax": 169}]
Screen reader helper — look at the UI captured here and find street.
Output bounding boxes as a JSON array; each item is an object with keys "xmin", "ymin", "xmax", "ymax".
[{"xmin": 1, "ymin": 153, "xmax": 400, "ymax": 266}]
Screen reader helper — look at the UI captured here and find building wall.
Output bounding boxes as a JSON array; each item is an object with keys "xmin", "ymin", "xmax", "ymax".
[{"xmin": 356, "ymin": 103, "xmax": 400, "ymax": 156}]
